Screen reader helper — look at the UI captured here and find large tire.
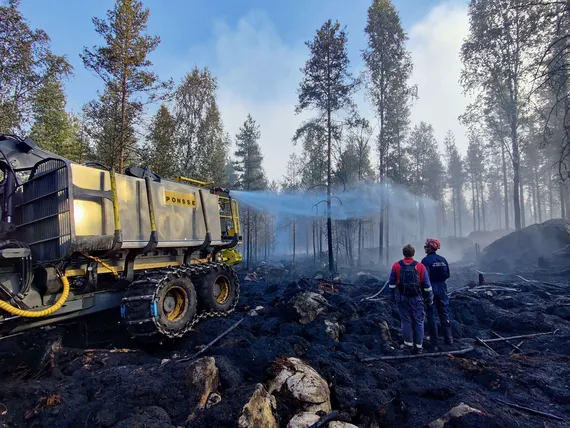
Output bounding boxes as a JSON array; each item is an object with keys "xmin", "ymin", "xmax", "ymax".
[
  {"xmin": 154, "ymin": 276, "xmax": 197, "ymax": 333},
  {"xmin": 193, "ymin": 262, "xmax": 238, "ymax": 312},
  {"xmin": 122, "ymin": 269, "xmax": 197, "ymax": 341}
]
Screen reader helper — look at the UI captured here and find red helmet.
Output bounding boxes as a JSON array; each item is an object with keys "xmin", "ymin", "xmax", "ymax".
[{"xmin": 424, "ymin": 238, "xmax": 440, "ymax": 252}]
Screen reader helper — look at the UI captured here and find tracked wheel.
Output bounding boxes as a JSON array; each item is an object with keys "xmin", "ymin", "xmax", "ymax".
[
  {"xmin": 121, "ymin": 264, "xmax": 239, "ymax": 342},
  {"xmin": 121, "ymin": 269, "xmax": 197, "ymax": 341},
  {"xmin": 192, "ymin": 262, "xmax": 239, "ymax": 312}
]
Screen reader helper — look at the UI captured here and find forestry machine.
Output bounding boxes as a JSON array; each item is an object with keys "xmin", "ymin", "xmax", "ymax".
[{"xmin": 0, "ymin": 134, "xmax": 243, "ymax": 341}]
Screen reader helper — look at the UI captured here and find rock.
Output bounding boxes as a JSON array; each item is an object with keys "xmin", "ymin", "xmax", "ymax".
[
  {"xmin": 206, "ymin": 392, "xmax": 222, "ymax": 408},
  {"xmin": 245, "ymin": 272, "xmax": 260, "ymax": 281},
  {"xmin": 268, "ymin": 357, "xmax": 331, "ymax": 414},
  {"xmin": 427, "ymin": 402, "xmax": 485, "ymax": 428},
  {"xmin": 287, "ymin": 412, "xmax": 320, "ymax": 428},
  {"xmin": 325, "ymin": 319, "xmax": 342, "ymax": 342},
  {"xmin": 291, "ymin": 292, "xmax": 329, "ymax": 324},
  {"xmin": 112, "ymin": 406, "xmax": 173, "ymax": 428},
  {"xmin": 185, "ymin": 357, "xmax": 220, "ymax": 422},
  {"xmin": 378, "ymin": 320, "xmax": 392, "ymax": 343},
  {"xmin": 329, "ymin": 422, "xmax": 358, "ymax": 428},
  {"xmin": 238, "ymin": 383, "xmax": 278, "ymax": 428},
  {"xmin": 287, "ymin": 413, "xmax": 358, "ymax": 428}
]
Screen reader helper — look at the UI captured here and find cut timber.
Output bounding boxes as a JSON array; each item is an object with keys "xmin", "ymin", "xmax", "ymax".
[
  {"xmin": 491, "ymin": 331, "xmax": 523, "ymax": 353},
  {"xmin": 475, "ymin": 337, "xmax": 499, "ymax": 356},
  {"xmin": 360, "ymin": 347, "xmax": 474, "ymax": 362},
  {"xmin": 497, "ymin": 399, "xmax": 565, "ymax": 422},
  {"xmin": 480, "ymin": 330, "xmax": 558, "ymax": 344}
]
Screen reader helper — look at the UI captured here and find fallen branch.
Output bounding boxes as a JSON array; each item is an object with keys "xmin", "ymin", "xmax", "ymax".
[
  {"xmin": 476, "ymin": 271, "xmax": 536, "ymax": 283},
  {"xmin": 470, "ymin": 286, "xmax": 520, "ymax": 292},
  {"xmin": 509, "ymin": 341, "xmax": 524, "ymax": 355},
  {"xmin": 476, "ymin": 338, "xmax": 499, "ymax": 356},
  {"xmin": 309, "ymin": 410, "xmax": 339, "ymax": 428},
  {"xmin": 491, "ymin": 331, "xmax": 523, "ymax": 353},
  {"xmin": 497, "ymin": 399, "xmax": 566, "ymax": 422},
  {"xmin": 479, "ymin": 330, "xmax": 558, "ymax": 344},
  {"xmin": 360, "ymin": 347, "xmax": 474, "ymax": 362},
  {"xmin": 175, "ymin": 318, "xmax": 244, "ymax": 364}
]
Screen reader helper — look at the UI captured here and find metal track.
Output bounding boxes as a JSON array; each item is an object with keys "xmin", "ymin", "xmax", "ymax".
[{"xmin": 120, "ymin": 262, "xmax": 240, "ymax": 341}]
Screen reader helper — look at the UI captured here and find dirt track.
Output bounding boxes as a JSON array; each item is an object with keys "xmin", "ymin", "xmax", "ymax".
[{"xmin": 1, "ymin": 264, "xmax": 569, "ymax": 427}]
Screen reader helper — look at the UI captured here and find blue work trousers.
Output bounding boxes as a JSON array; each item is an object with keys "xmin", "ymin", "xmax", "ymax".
[
  {"xmin": 426, "ymin": 282, "xmax": 451, "ymax": 334},
  {"xmin": 397, "ymin": 294, "xmax": 425, "ymax": 348}
]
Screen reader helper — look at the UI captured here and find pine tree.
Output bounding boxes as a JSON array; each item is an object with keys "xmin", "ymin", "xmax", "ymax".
[
  {"xmin": 83, "ymin": 85, "xmax": 138, "ymax": 169},
  {"xmin": 30, "ymin": 77, "xmax": 86, "ymax": 162},
  {"xmin": 443, "ymin": 131, "xmax": 465, "ymax": 236},
  {"xmin": 81, "ymin": 0, "xmax": 171, "ymax": 171},
  {"xmin": 297, "ymin": 19, "xmax": 357, "ymax": 272},
  {"xmin": 461, "ymin": 0, "xmax": 544, "ymax": 230},
  {"xmin": 363, "ymin": 0, "xmax": 415, "ymax": 261},
  {"xmin": 0, "ymin": 0, "xmax": 71, "ymax": 133},
  {"xmin": 406, "ymin": 122, "xmax": 443, "ymax": 239}
]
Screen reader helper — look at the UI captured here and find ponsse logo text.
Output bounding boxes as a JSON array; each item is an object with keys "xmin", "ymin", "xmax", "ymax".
[{"xmin": 164, "ymin": 190, "xmax": 196, "ymax": 207}]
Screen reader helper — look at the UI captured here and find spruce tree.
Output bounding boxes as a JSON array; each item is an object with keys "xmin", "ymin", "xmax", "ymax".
[
  {"xmin": 234, "ymin": 114, "xmax": 266, "ymax": 268},
  {"xmin": 146, "ymin": 104, "xmax": 176, "ymax": 178}
]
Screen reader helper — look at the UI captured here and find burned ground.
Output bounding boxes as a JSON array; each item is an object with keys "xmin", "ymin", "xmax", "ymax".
[{"xmin": 1, "ymin": 264, "xmax": 570, "ymax": 428}]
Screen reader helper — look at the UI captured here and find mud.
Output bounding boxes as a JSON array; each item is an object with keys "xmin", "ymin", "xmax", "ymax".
[{"xmin": 1, "ymin": 264, "xmax": 570, "ymax": 427}]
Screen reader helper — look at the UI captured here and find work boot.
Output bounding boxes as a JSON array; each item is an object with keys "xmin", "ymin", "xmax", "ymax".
[
  {"xmin": 400, "ymin": 343, "xmax": 413, "ymax": 354},
  {"xmin": 430, "ymin": 326, "xmax": 439, "ymax": 346},
  {"xmin": 444, "ymin": 325, "xmax": 454, "ymax": 345},
  {"xmin": 413, "ymin": 346, "xmax": 423, "ymax": 355}
]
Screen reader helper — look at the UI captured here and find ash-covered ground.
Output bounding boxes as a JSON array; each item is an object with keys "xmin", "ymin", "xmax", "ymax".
[{"xmin": 1, "ymin": 259, "xmax": 569, "ymax": 428}]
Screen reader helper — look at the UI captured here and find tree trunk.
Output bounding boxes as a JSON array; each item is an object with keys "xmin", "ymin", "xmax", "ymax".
[
  {"xmin": 479, "ymin": 180, "xmax": 486, "ymax": 231},
  {"xmin": 519, "ymin": 177, "xmax": 526, "ymax": 228},
  {"xmin": 452, "ymin": 191, "xmax": 457, "ymax": 237},
  {"xmin": 457, "ymin": 186, "xmax": 463, "ymax": 237},
  {"xmin": 501, "ymin": 143, "xmax": 510, "ymax": 229},
  {"xmin": 246, "ymin": 208, "xmax": 251, "ymax": 269},
  {"xmin": 357, "ymin": 219, "xmax": 362, "ymax": 268},
  {"xmin": 313, "ymin": 219, "xmax": 317, "ymax": 269},
  {"xmin": 385, "ymin": 191, "xmax": 390, "ymax": 265},
  {"xmin": 535, "ymin": 167, "xmax": 542, "ymax": 223},
  {"xmin": 512, "ymin": 135, "xmax": 522, "ymax": 230},
  {"xmin": 292, "ymin": 218, "xmax": 296, "ymax": 265},
  {"xmin": 119, "ymin": 72, "xmax": 128, "ymax": 173},
  {"xmin": 326, "ymin": 107, "xmax": 334, "ymax": 272},
  {"xmin": 564, "ymin": 182, "xmax": 570, "ymax": 219},
  {"xmin": 471, "ymin": 180, "xmax": 476, "ymax": 232},
  {"xmin": 306, "ymin": 219, "xmax": 309, "ymax": 257},
  {"xmin": 561, "ymin": 181, "xmax": 566, "ymax": 219},
  {"xmin": 549, "ymin": 172, "xmax": 554, "ymax": 220}
]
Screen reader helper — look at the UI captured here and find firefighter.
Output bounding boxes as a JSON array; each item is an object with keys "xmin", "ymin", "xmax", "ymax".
[
  {"xmin": 389, "ymin": 244, "xmax": 433, "ymax": 354},
  {"xmin": 421, "ymin": 238, "xmax": 453, "ymax": 345}
]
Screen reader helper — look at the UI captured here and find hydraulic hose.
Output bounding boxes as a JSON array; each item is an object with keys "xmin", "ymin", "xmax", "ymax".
[{"xmin": 0, "ymin": 275, "xmax": 70, "ymax": 317}]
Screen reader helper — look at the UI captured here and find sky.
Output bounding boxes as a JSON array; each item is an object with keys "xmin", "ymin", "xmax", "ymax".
[{"xmin": 18, "ymin": 0, "xmax": 470, "ymax": 182}]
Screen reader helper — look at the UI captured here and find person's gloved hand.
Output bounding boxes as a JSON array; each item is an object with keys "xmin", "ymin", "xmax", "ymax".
[{"xmin": 425, "ymin": 297, "xmax": 433, "ymax": 306}]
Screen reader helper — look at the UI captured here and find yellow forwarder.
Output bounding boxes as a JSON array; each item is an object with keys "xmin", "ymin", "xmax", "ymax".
[{"xmin": 0, "ymin": 134, "xmax": 242, "ymax": 341}]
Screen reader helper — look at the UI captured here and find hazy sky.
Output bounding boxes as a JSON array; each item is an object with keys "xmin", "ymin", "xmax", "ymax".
[{"xmin": 19, "ymin": 0, "xmax": 470, "ymax": 181}]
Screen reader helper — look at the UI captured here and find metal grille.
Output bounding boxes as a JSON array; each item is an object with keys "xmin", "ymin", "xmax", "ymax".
[{"xmin": 16, "ymin": 159, "xmax": 71, "ymax": 262}]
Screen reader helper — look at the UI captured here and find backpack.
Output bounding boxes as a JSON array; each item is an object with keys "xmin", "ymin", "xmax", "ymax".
[{"xmin": 397, "ymin": 260, "xmax": 421, "ymax": 297}]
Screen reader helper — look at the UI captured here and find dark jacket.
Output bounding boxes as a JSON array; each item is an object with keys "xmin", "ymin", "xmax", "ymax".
[{"xmin": 421, "ymin": 252, "xmax": 450, "ymax": 284}]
